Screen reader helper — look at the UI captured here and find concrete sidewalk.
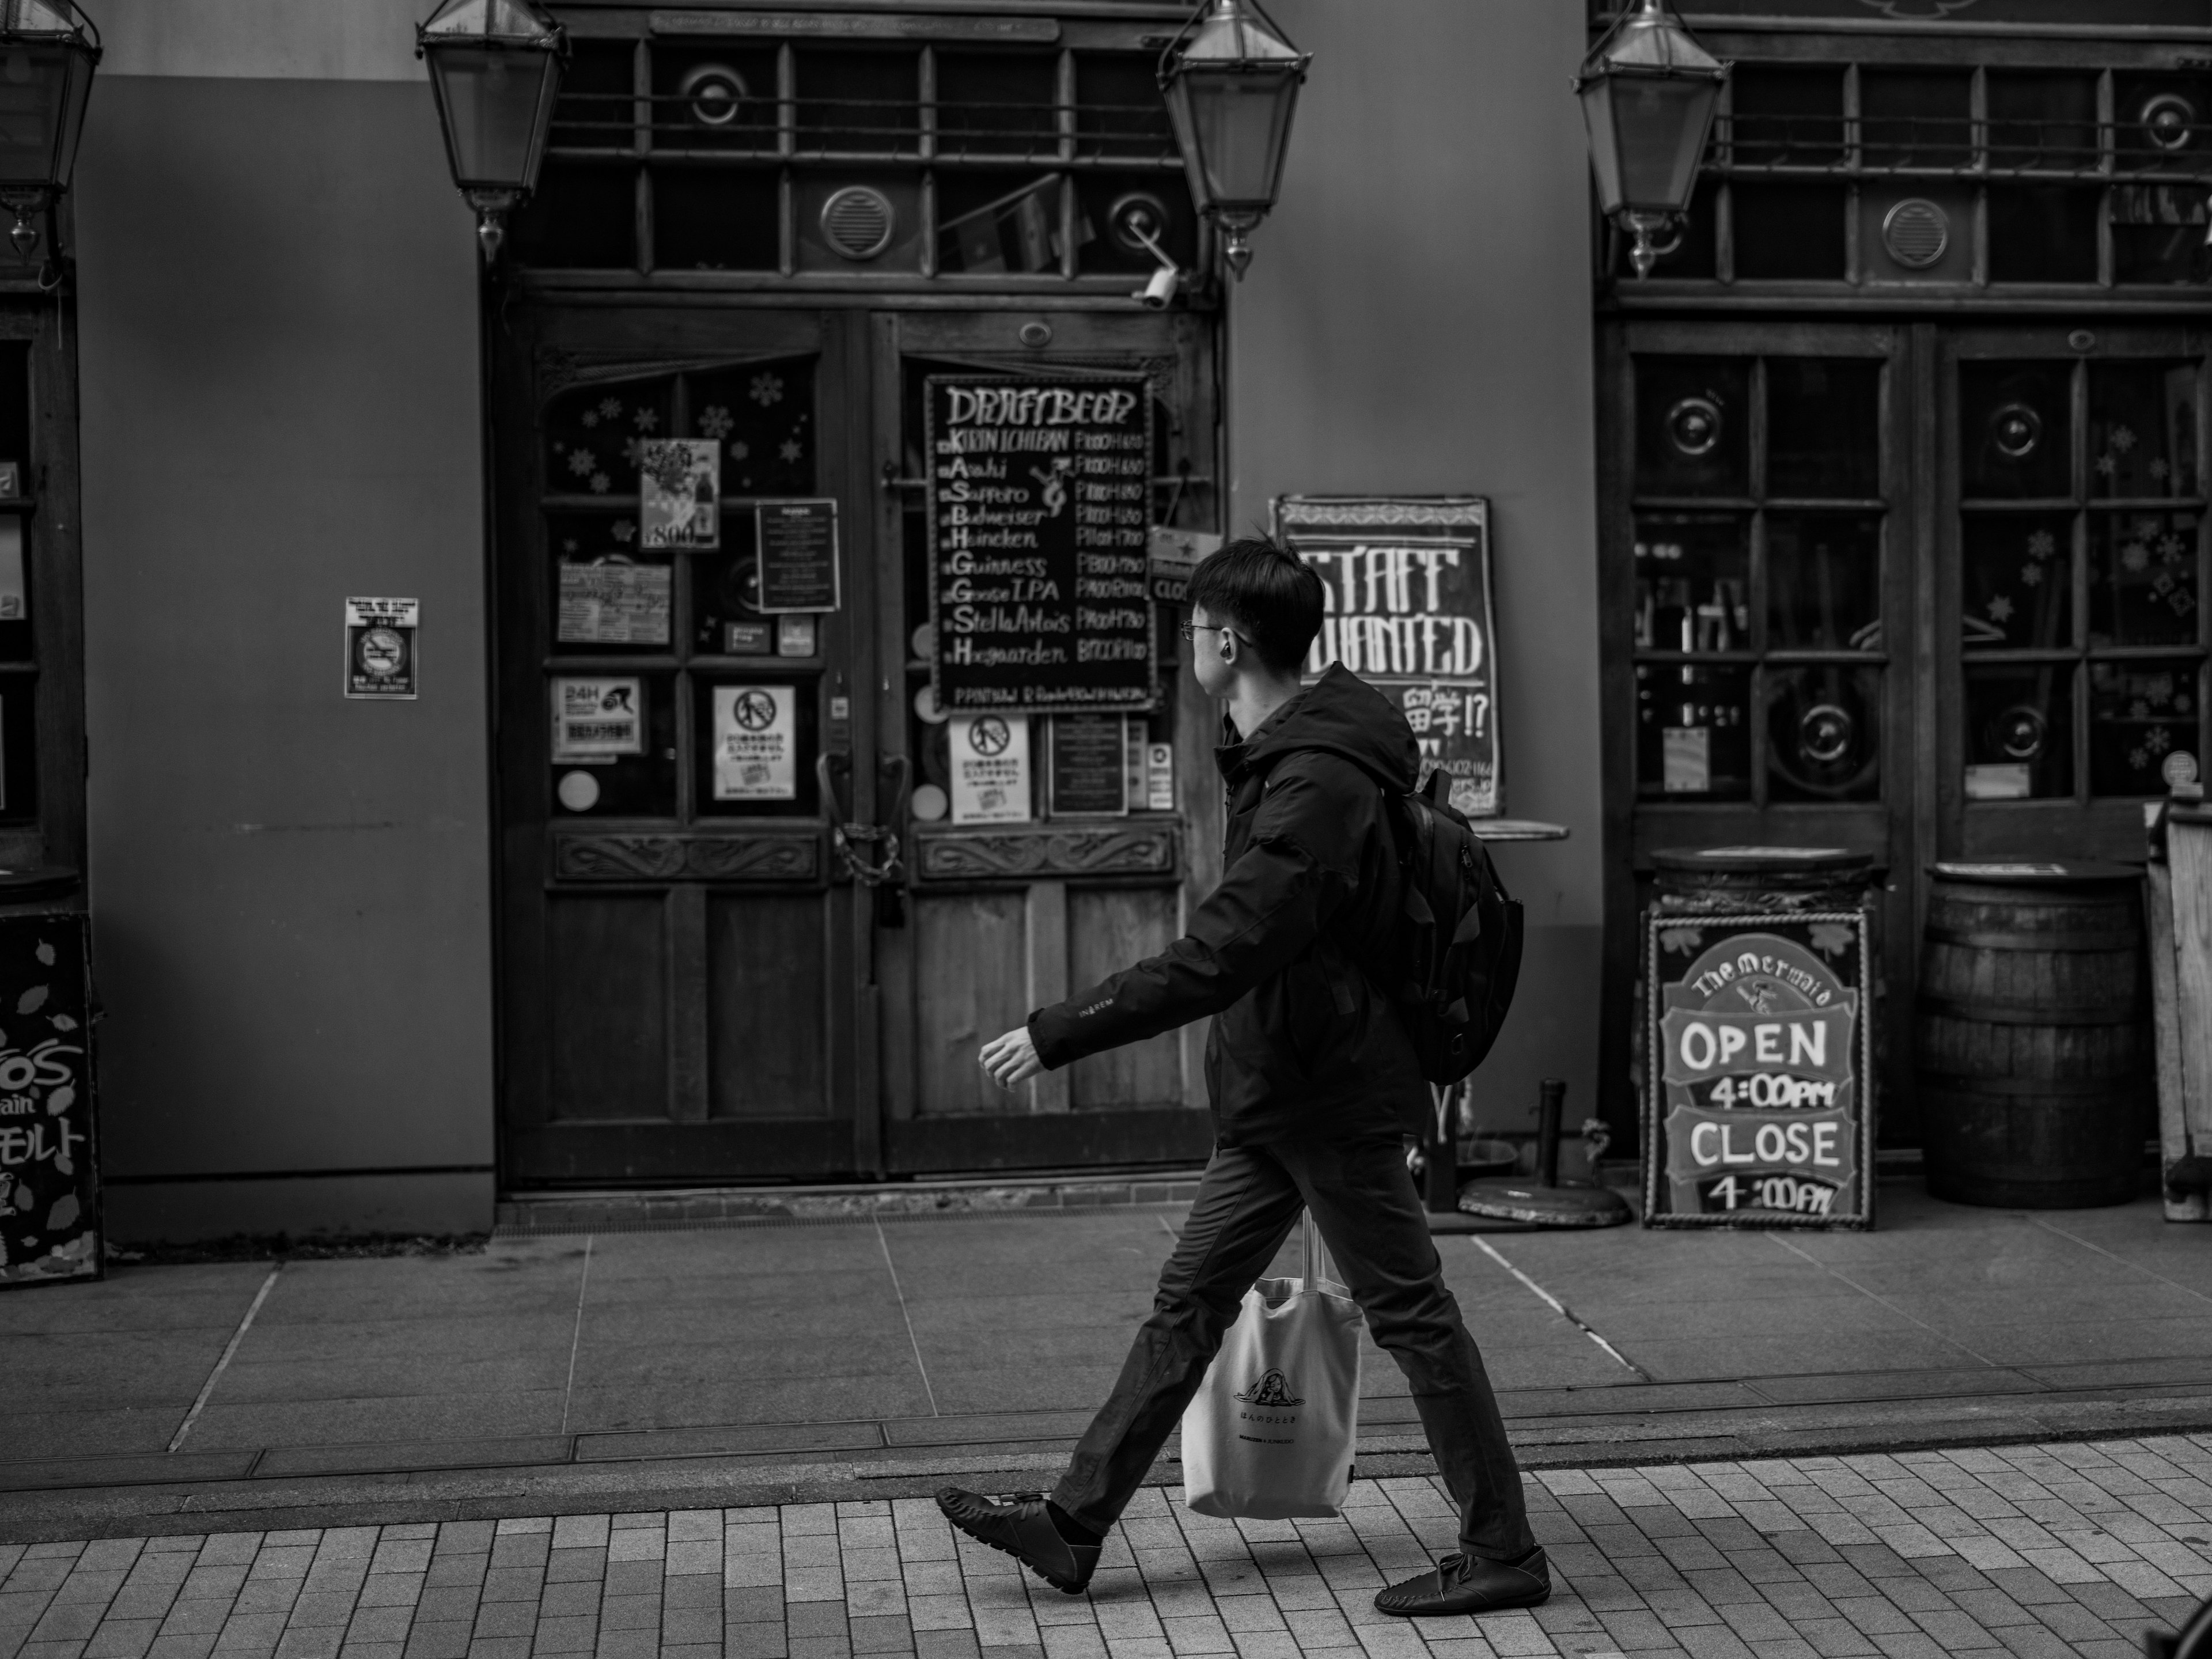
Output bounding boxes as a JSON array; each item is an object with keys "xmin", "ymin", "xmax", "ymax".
[
  {"xmin": 3, "ymin": 1185, "xmax": 2210, "ymax": 1542},
  {"xmin": 3, "ymin": 1437, "xmax": 2210, "ymax": 1659}
]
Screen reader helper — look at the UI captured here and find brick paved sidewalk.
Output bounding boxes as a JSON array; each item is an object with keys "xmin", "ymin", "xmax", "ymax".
[{"xmin": 4, "ymin": 1437, "xmax": 2210, "ymax": 1659}]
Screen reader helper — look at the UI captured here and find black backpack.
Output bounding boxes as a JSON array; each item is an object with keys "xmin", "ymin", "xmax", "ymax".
[{"xmin": 1364, "ymin": 769, "xmax": 1524, "ymax": 1084}]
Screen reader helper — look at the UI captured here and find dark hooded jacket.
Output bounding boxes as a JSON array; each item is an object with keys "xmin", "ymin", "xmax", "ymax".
[{"xmin": 1028, "ymin": 664, "xmax": 1426, "ymax": 1145}]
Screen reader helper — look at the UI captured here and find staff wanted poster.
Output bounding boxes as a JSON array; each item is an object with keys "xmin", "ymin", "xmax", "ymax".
[
  {"xmin": 550, "ymin": 676, "xmax": 643, "ymax": 763},
  {"xmin": 639, "ymin": 438, "xmax": 721, "ymax": 550},
  {"xmin": 712, "ymin": 684, "xmax": 797, "ymax": 802},
  {"xmin": 344, "ymin": 597, "xmax": 419, "ymax": 700},
  {"xmin": 949, "ymin": 713, "xmax": 1031, "ymax": 825}
]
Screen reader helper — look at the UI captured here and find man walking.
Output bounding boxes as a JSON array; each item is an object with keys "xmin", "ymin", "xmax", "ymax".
[{"xmin": 936, "ymin": 538, "xmax": 1547, "ymax": 1619}]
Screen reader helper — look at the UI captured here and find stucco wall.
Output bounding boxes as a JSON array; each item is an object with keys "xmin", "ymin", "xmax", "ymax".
[
  {"xmin": 1232, "ymin": 0, "xmax": 1604, "ymax": 1137},
  {"xmin": 74, "ymin": 66, "xmax": 494, "ymax": 1238}
]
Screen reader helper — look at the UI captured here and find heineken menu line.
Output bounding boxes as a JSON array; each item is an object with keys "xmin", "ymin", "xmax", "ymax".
[{"xmin": 927, "ymin": 375, "xmax": 1156, "ymax": 713}]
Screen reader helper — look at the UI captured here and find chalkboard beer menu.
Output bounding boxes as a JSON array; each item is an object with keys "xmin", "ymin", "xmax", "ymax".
[
  {"xmin": 1643, "ymin": 912, "xmax": 1874, "ymax": 1230},
  {"xmin": 926, "ymin": 375, "xmax": 1156, "ymax": 714}
]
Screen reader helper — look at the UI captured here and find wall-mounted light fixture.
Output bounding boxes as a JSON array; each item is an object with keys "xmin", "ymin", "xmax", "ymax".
[
  {"xmin": 0, "ymin": 0, "xmax": 101, "ymax": 283},
  {"xmin": 1575, "ymin": 0, "xmax": 1728, "ymax": 279},
  {"xmin": 417, "ymin": 0, "xmax": 566, "ymax": 262},
  {"xmin": 1157, "ymin": 0, "xmax": 1308, "ymax": 281}
]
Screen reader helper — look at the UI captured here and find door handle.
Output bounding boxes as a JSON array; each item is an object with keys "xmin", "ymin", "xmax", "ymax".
[{"xmin": 817, "ymin": 751, "xmax": 908, "ymax": 891}]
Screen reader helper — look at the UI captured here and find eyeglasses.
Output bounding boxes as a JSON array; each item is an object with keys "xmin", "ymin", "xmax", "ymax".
[{"xmin": 1179, "ymin": 621, "xmax": 1247, "ymax": 645}]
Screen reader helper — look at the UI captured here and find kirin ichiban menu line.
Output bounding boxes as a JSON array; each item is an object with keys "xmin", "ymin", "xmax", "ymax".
[{"xmin": 926, "ymin": 375, "xmax": 1157, "ymax": 714}]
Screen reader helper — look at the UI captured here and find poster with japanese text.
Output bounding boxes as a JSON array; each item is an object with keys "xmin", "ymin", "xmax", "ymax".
[
  {"xmin": 711, "ymin": 684, "xmax": 798, "ymax": 802},
  {"xmin": 558, "ymin": 561, "xmax": 672, "ymax": 646},
  {"xmin": 1274, "ymin": 497, "xmax": 1501, "ymax": 817},
  {"xmin": 949, "ymin": 713, "xmax": 1032, "ymax": 824},
  {"xmin": 550, "ymin": 677, "xmax": 643, "ymax": 763},
  {"xmin": 639, "ymin": 438, "xmax": 721, "ymax": 550},
  {"xmin": 0, "ymin": 915, "xmax": 99, "ymax": 1288},
  {"xmin": 1643, "ymin": 912, "xmax": 1875, "ymax": 1230},
  {"xmin": 344, "ymin": 597, "xmax": 419, "ymax": 700}
]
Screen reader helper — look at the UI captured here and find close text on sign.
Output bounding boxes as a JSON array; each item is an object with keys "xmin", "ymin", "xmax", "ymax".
[
  {"xmin": 1643, "ymin": 912, "xmax": 1876, "ymax": 1230},
  {"xmin": 1274, "ymin": 497, "xmax": 1501, "ymax": 817},
  {"xmin": 927, "ymin": 376, "xmax": 1157, "ymax": 715}
]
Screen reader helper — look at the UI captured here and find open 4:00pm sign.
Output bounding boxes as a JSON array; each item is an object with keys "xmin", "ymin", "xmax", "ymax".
[{"xmin": 1642, "ymin": 912, "xmax": 1876, "ymax": 1230}]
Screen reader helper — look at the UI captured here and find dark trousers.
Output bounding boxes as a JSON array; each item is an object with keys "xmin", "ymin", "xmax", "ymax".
[{"xmin": 1051, "ymin": 1130, "xmax": 1535, "ymax": 1561}]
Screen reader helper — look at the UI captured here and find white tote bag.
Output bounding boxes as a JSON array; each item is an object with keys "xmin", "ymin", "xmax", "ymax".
[{"xmin": 1180, "ymin": 1215, "xmax": 1362, "ymax": 1520}]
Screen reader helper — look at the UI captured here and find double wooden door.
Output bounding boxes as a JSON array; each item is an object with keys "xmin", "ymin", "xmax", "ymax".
[
  {"xmin": 1601, "ymin": 316, "xmax": 2210, "ymax": 1142},
  {"xmin": 494, "ymin": 304, "xmax": 1221, "ymax": 1185}
]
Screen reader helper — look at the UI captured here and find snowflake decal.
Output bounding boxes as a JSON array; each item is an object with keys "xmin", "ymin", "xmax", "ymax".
[
  {"xmin": 562, "ymin": 538, "xmax": 578, "ymax": 553},
  {"xmin": 2027, "ymin": 530, "xmax": 2057, "ymax": 559},
  {"xmin": 2097, "ymin": 454, "xmax": 2118, "ymax": 477},
  {"xmin": 1987, "ymin": 594, "xmax": 2014, "ymax": 622},
  {"xmin": 2133, "ymin": 699, "xmax": 2153, "ymax": 720},
  {"xmin": 2151, "ymin": 673, "xmax": 2176, "ymax": 705},
  {"xmin": 589, "ymin": 472, "xmax": 611, "ymax": 494},
  {"xmin": 2149, "ymin": 726, "xmax": 2174, "ymax": 756},
  {"xmin": 2112, "ymin": 426, "xmax": 2138, "ymax": 453},
  {"xmin": 2152, "ymin": 457, "xmax": 2172, "ymax": 481},
  {"xmin": 633, "ymin": 408, "xmax": 660, "ymax": 432},
  {"xmin": 779, "ymin": 438, "xmax": 804, "ymax": 463},
  {"xmin": 2155, "ymin": 571, "xmax": 2177, "ymax": 596},
  {"xmin": 699, "ymin": 406, "xmax": 734, "ymax": 440},
  {"xmin": 599, "ymin": 398, "xmax": 621, "ymax": 418},
  {"xmin": 611, "ymin": 521, "xmax": 636, "ymax": 544},
  {"xmin": 2123, "ymin": 541, "xmax": 2151, "ymax": 572},
  {"xmin": 2160, "ymin": 535, "xmax": 2187, "ymax": 563},
  {"xmin": 567, "ymin": 449, "xmax": 595, "ymax": 477},
  {"xmin": 2176, "ymin": 593, "xmax": 2198, "ymax": 619},
  {"xmin": 2020, "ymin": 563, "xmax": 2044, "ymax": 588},
  {"xmin": 730, "ymin": 441, "xmax": 749, "ymax": 461},
  {"xmin": 579, "ymin": 411, "xmax": 599, "ymax": 430},
  {"xmin": 2132, "ymin": 747, "xmax": 2150, "ymax": 770},
  {"xmin": 623, "ymin": 437, "xmax": 647, "ymax": 468},
  {"xmin": 750, "ymin": 373, "xmax": 784, "ymax": 407}
]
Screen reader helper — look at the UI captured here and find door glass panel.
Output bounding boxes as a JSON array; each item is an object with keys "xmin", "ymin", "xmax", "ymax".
[
  {"xmin": 693, "ymin": 677, "xmax": 822, "ymax": 817},
  {"xmin": 1861, "ymin": 71, "xmax": 1972, "ymax": 167},
  {"xmin": 1963, "ymin": 664, "xmax": 2074, "ymax": 800},
  {"xmin": 548, "ymin": 671, "xmax": 679, "ymax": 817},
  {"xmin": 687, "ymin": 362, "xmax": 818, "ymax": 495},
  {"xmin": 1766, "ymin": 664, "xmax": 1881, "ymax": 802},
  {"xmin": 1768, "ymin": 359, "xmax": 1880, "ymax": 498},
  {"xmin": 1988, "ymin": 187, "xmax": 2101, "ymax": 285},
  {"xmin": 1636, "ymin": 662, "xmax": 1751, "ymax": 800},
  {"xmin": 1963, "ymin": 513, "xmax": 2071, "ymax": 649},
  {"xmin": 2089, "ymin": 362, "xmax": 2198, "ymax": 498},
  {"xmin": 546, "ymin": 377, "xmax": 678, "ymax": 491},
  {"xmin": 1732, "ymin": 185, "xmax": 1849, "ymax": 283},
  {"xmin": 1728, "ymin": 67, "xmax": 1844, "ymax": 165},
  {"xmin": 1985, "ymin": 73, "xmax": 2098, "ymax": 170},
  {"xmin": 1634, "ymin": 359, "xmax": 1750, "ymax": 496},
  {"xmin": 2090, "ymin": 510, "xmax": 2200, "ymax": 647},
  {"xmin": 551, "ymin": 510, "xmax": 666, "ymax": 655},
  {"xmin": 1768, "ymin": 514, "xmax": 1882, "ymax": 651},
  {"xmin": 1634, "ymin": 514, "xmax": 1747, "ymax": 652},
  {"xmin": 1961, "ymin": 362, "xmax": 2071, "ymax": 499},
  {"xmin": 2090, "ymin": 660, "xmax": 2200, "ymax": 796}
]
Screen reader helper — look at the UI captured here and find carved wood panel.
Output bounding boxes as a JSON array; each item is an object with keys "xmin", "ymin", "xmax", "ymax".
[
  {"xmin": 914, "ymin": 823, "xmax": 1178, "ymax": 882},
  {"xmin": 552, "ymin": 832, "xmax": 821, "ymax": 882}
]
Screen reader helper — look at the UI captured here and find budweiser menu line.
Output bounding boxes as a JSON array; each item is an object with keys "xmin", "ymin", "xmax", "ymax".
[{"xmin": 926, "ymin": 375, "xmax": 1156, "ymax": 713}]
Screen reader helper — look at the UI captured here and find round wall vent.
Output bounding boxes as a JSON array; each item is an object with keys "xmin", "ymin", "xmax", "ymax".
[
  {"xmin": 1882, "ymin": 199, "xmax": 1950, "ymax": 268},
  {"xmin": 820, "ymin": 187, "xmax": 896, "ymax": 261}
]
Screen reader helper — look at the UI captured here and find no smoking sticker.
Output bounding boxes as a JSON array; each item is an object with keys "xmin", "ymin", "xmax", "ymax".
[{"xmin": 345, "ymin": 598, "xmax": 418, "ymax": 700}]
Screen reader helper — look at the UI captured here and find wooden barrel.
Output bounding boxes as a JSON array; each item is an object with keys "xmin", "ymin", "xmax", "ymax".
[{"xmin": 1915, "ymin": 861, "xmax": 2150, "ymax": 1208}]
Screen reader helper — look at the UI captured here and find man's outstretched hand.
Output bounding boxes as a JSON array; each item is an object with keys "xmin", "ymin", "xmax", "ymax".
[{"xmin": 980, "ymin": 1025, "xmax": 1045, "ymax": 1089}]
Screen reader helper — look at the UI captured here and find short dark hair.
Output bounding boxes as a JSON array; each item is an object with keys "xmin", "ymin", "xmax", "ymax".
[{"xmin": 1188, "ymin": 536, "xmax": 1324, "ymax": 674}]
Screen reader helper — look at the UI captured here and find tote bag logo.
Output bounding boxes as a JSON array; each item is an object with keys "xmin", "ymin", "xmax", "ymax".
[{"xmin": 1234, "ymin": 1369, "xmax": 1302, "ymax": 1408}]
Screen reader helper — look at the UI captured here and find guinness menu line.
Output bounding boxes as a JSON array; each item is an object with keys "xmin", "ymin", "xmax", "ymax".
[{"xmin": 927, "ymin": 374, "xmax": 1156, "ymax": 713}]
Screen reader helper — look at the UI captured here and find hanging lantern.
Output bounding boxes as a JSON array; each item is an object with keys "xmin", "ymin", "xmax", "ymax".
[
  {"xmin": 0, "ymin": 0, "xmax": 101, "ymax": 269},
  {"xmin": 417, "ymin": 0, "xmax": 566, "ymax": 262},
  {"xmin": 1575, "ymin": 0, "xmax": 1728, "ymax": 279},
  {"xmin": 1157, "ymin": 0, "xmax": 1309, "ymax": 280}
]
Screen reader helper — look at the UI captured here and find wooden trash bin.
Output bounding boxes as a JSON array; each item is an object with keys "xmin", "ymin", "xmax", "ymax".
[{"xmin": 1916, "ymin": 861, "xmax": 2150, "ymax": 1209}]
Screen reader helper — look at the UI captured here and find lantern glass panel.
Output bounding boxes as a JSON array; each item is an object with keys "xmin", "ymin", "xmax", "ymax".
[
  {"xmin": 431, "ymin": 43, "xmax": 556, "ymax": 190},
  {"xmin": 0, "ymin": 44, "xmax": 74, "ymax": 191},
  {"xmin": 1171, "ymin": 67, "xmax": 1298, "ymax": 212},
  {"xmin": 1594, "ymin": 73, "xmax": 1717, "ymax": 217}
]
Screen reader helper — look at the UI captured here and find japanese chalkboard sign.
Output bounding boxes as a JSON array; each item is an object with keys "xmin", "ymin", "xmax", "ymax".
[
  {"xmin": 1273, "ymin": 497, "xmax": 1502, "ymax": 816},
  {"xmin": 0, "ymin": 914, "xmax": 99, "ymax": 1286},
  {"xmin": 926, "ymin": 374, "xmax": 1156, "ymax": 715},
  {"xmin": 755, "ymin": 498, "xmax": 840, "ymax": 613},
  {"xmin": 1643, "ymin": 911, "xmax": 1875, "ymax": 1230}
]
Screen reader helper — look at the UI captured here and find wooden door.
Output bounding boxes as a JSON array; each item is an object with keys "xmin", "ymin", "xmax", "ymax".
[
  {"xmin": 1937, "ymin": 324, "xmax": 2210, "ymax": 862},
  {"xmin": 1599, "ymin": 320, "xmax": 1922, "ymax": 1135},
  {"xmin": 874, "ymin": 309, "xmax": 1219, "ymax": 1172},
  {"xmin": 497, "ymin": 307, "xmax": 878, "ymax": 1183}
]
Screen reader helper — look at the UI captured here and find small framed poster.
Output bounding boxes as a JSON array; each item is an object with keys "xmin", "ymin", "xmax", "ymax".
[
  {"xmin": 0, "ymin": 913, "xmax": 99, "ymax": 1288},
  {"xmin": 557, "ymin": 560, "xmax": 671, "ymax": 646},
  {"xmin": 639, "ymin": 438, "xmax": 721, "ymax": 550},
  {"xmin": 756, "ymin": 499, "xmax": 841, "ymax": 613},
  {"xmin": 551, "ymin": 676, "xmax": 643, "ymax": 762},
  {"xmin": 711, "ymin": 684, "xmax": 798, "ymax": 801},
  {"xmin": 950, "ymin": 713, "xmax": 1031, "ymax": 825},
  {"xmin": 1048, "ymin": 713, "xmax": 1129, "ymax": 816},
  {"xmin": 1643, "ymin": 911, "xmax": 1876, "ymax": 1230},
  {"xmin": 344, "ymin": 597, "xmax": 419, "ymax": 700}
]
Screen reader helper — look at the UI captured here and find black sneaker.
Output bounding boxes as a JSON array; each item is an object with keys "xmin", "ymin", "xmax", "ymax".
[
  {"xmin": 1374, "ymin": 1547, "xmax": 1551, "ymax": 1616},
  {"xmin": 935, "ymin": 1488, "xmax": 1101, "ymax": 1594}
]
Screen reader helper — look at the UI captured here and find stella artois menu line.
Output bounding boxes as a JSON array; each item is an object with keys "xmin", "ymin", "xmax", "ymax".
[{"xmin": 926, "ymin": 374, "xmax": 1156, "ymax": 714}]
